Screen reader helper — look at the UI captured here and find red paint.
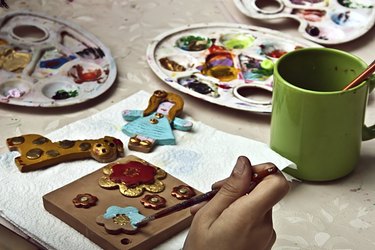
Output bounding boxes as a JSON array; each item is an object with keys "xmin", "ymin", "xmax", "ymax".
[
  {"xmin": 113, "ymin": 138, "xmax": 124, "ymax": 148},
  {"xmin": 109, "ymin": 161, "xmax": 157, "ymax": 187},
  {"xmin": 70, "ymin": 64, "xmax": 103, "ymax": 84},
  {"xmin": 267, "ymin": 49, "xmax": 287, "ymax": 58}
]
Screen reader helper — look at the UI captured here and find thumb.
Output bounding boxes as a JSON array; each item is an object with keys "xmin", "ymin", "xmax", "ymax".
[{"xmin": 200, "ymin": 156, "xmax": 253, "ymax": 221}]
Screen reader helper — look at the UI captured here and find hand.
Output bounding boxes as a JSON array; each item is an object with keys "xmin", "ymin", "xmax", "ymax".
[{"xmin": 183, "ymin": 156, "xmax": 290, "ymax": 250}]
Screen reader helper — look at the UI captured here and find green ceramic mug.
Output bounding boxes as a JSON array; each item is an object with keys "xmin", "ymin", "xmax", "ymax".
[{"xmin": 270, "ymin": 48, "xmax": 375, "ymax": 181}]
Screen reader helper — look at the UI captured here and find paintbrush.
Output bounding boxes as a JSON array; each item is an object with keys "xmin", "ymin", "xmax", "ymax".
[{"xmin": 135, "ymin": 165, "xmax": 278, "ymax": 227}]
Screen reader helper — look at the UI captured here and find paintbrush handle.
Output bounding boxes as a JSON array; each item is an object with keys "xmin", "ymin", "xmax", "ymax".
[
  {"xmin": 135, "ymin": 165, "xmax": 278, "ymax": 227},
  {"xmin": 343, "ymin": 60, "xmax": 375, "ymax": 90},
  {"xmin": 154, "ymin": 189, "xmax": 219, "ymax": 219}
]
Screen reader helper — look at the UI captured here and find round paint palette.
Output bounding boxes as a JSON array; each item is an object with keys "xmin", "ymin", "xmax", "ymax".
[
  {"xmin": 234, "ymin": 0, "xmax": 375, "ymax": 44},
  {"xmin": 0, "ymin": 11, "xmax": 117, "ymax": 107},
  {"xmin": 147, "ymin": 23, "xmax": 320, "ymax": 113}
]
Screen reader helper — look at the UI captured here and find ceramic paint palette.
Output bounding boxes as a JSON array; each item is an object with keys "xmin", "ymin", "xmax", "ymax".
[
  {"xmin": 0, "ymin": 11, "xmax": 116, "ymax": 107},
  {"xmin": 147, "ymin": 23, "xmax": 320, "ymax": 113},
  {"xmin": 234, "ymin": 0, "xmax": 375, "ymax": 44}
]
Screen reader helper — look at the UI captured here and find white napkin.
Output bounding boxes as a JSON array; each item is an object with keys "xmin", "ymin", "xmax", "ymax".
[{"xmin": 0, "ymin": 90, "xmax": 295, "ymax": 250}]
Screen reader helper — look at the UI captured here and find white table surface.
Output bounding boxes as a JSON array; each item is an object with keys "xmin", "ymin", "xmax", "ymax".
[{"xmin": 0, "ymin": 0, "xmax": 374, "ymax": 249}]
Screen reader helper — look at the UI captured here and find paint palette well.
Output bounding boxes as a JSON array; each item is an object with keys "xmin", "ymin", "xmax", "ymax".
[
  {"xmin": 147, "ymin": 23, "xmax": 320, "ymax": 113},
  {"xmin": 0, "ymin": 11, "xmax": 116, "ymax": 107},
  {"xmin": 234, "ymin": 0, "xmax": 375, "ymax": 44}
]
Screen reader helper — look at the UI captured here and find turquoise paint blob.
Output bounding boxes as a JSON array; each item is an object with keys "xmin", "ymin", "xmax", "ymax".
[{"xmin": 103, "ymin": 206, "xmax": 146, "ymax": 227}]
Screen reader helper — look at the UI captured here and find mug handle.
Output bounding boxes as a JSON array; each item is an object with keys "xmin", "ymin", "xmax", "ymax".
[{"xmin": 362, "ymin": 74, "xmax": 375, "ymax": 141}]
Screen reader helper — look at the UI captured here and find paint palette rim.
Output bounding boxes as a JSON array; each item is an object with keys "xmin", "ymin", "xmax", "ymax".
[
  {"xmin": 0, "ymin": 10, "xmax": 117, "ymax": 108},
  {"xmin": 146, "ymin": 22, "xmax": 321, "ymax": 113},
  {"xmin": 234, "ymin": 0, "xmax": 375, "ymax": 45}
]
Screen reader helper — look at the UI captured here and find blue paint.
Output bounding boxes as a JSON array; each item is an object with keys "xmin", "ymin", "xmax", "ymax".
[
  {"xmin": 39, "ymin": 55, "xmax": 76, "ymax": 69},
  {"xmin": 122, "ymin": 111, "xmax": 192, "ymax": 145},
  {"xmin": 103, "ymin": 206, "xmax": 145, "ymax": 227}
]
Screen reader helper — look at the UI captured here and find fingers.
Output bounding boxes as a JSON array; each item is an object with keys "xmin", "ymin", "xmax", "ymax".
[
  {"xmin": 190, "ymin": 201, "xmax": 208, "ymax": 215},
  {"xmin": 191, "ymin": 158, "xmax": 289, "ymax": 224},
  {"xmin": 211, "ymin": 178, "xmax": 228, "ymax": 190},
  {"xmin": 211, "ymin": 163, "xmax": 278, "ymax": 190},
  {"xmin": 198, "ymin": 156, "xmax": 254, "ymax": 222},
  {"xmin": 237, "ymin": 164, "xmax": 289, "ymax": 218}
]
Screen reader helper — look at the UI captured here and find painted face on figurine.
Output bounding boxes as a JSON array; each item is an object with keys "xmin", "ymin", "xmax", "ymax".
[{"xmin": 156, "ymin": 101, "xmax": 174, "ymax": 114}]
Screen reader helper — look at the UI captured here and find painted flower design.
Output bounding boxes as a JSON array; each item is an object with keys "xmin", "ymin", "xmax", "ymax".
[
  {"xmin": 99, "ymin": 158, "xmax": 167, "ymax": 197},
  {"xmin": 72, "ymin": 193, "xmax": 98, "ymax": 208},
  {"xmin": 109, "ymin": 161, "xmax": 156, "ymax": 187},
  {"xmin": 141, "ymin": 194, "xmax": 167, "ymax": 209},
  {"xmin": 171, "ymin": 185, "xmax": 196, "ymax": 200},
  {"xmin": 96, "ymin": 206, "xmax": 145, "ymax": 235}
]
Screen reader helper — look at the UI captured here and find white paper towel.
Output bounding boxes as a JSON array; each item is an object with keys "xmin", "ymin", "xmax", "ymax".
[{"xmin": 0, "ymin": 90, "xmax": 295, "ymax": 250}]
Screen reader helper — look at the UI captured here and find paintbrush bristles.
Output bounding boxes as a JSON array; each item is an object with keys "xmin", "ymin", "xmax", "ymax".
[{"xmin": 135, "ymin": 215, "xmax": 155, "ymax": 227}]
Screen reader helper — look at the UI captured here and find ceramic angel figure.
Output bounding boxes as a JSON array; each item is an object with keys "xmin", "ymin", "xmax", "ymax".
[{"xmin": 122, "ymin": 90, "xmax": 193, "ymax": 153}]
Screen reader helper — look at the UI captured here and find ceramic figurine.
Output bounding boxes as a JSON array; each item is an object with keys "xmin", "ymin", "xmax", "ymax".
[
  {"xmin": 171, "ymin": 185, "xmax": 196, "ymax": 200},
  {"xmin": 122, "ymin": 90, "xmax": 193, "ymax": 153},
  {"xmin": 6, "ymin": 134, "xmax": 124, "ymax": 172},
  {"xmin": 96, "ymin": 206, "xmax": 145, "ymax": 234},
  {"xmin": 72, "ymin": 193, "xmax": 98, "ymax": 208},
  {"xmin": 140, "ymin": 194, "xmax": 167, "ymax": 209},
  {"xmin": 98, "ymin": 158, "xmax": 167, "ymax": 197}
]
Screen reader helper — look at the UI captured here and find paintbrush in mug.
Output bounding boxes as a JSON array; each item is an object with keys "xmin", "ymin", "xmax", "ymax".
[
  {"xmin": 135, "ymin": 165, "xmax": 278, "ymax": 227},
  {"xmin": 343, "ymin": 59, "xmax": 375, "ymax": 90}
]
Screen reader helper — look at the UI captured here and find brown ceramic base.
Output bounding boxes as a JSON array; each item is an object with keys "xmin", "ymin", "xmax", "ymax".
[{"xmin": 43, "ymin": 155, "xmax": 200, "ymax": 250}]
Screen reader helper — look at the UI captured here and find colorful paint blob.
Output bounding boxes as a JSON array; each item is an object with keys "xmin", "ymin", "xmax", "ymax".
[
  {"xmin": 199, "ymin": 42, "xmax": 239, "ymax": 82},
  {"xmin": 52, "ymin": 89, "xmax": 78, "ymax": 100},
  {"xmin": 0, "ymin": 47, "xmax": 32, "ymax": 72},
  {"xmin": 68, "ymin": 63, "xmax": 105, "ymax": 84},
  {"xmin": 39, "ymin": 55, "xmax": 76, "ymax": 69},
  {"xmin": 239, "ymin": 54, "xmax": 274, "ymax": 82},
  {"xmin": 338, "ymin": 0, "xmax": 374, "ymax": 9},
  {"xmin": 159, "ymin": 57, "xmax": 186, "ymax": 72},
  {"xmin": 219, "ymin": 33, "xmax": 255, "ymax": 49},
  {"xmin": 4, "ymin": 88, "xmax": 25, "ymax": 99},
  {"xmin": 176, "ymin": 35, "xmax": 212, "ymax": 51},
  {"xmin": 177, "ymin": 75, "xmax": 218, "ymax": 96}
]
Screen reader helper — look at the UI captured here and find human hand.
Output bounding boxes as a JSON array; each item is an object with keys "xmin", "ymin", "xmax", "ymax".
[{"xmin": 183, "ymin": 156, "xmax": 290, "ymax": 250}]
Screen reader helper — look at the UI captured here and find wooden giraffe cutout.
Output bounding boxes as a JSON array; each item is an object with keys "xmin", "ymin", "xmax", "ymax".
[{"xmin": 6, "ymin": 134, "xmax": 125, "ymax": 172}]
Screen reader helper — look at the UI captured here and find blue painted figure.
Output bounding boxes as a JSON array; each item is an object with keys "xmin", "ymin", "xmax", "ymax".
[{"xmin": 122, "ymin": 90, "xmax": 193, "ymax": 153}]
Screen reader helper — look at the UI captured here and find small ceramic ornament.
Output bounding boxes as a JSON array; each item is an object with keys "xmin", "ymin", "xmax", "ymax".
[
  {"xmin": 6, "ymin": 134, "xmax": 124, "ymax": 172},
  {"xmin": 122, "ymin": 90, "xmax": 193, "ymax": 153},
  {"xmin": 72, "ymin": 193, "xmax": 98, "ymax": 208},
  {"xmin": 98, "ymin": 157, "xmax": 167, "ymax": 197},
  {"xmin": 96, "ymin": 206, "xmax": 145, "ymax": 234},
  {"xmin": 140, "ymin": 194, "xmax": 167, "ymax": 209},
  {"xmin": 171, "ymin": 185, "xmax": 196, "ymax": 200}
]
